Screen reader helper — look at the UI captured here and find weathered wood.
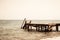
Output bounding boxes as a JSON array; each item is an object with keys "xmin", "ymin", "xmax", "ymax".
[
  {"xmin": 56, "ymin": 25, "xmax": 58, "ymax": 31},
  {"xmin": 44, "ymin": 26, "xmax": 46, "ymax": 31},
  {"xmin": 36, "ymin": 27, "xmax": 38, "ymax": 31},
  {"xmin": 21, "ymin": 19, "xmax": 60, "ymax": 32},
  {"xmin": 27, "ymin": 25, "xmax": 29, "ymax": 31}
]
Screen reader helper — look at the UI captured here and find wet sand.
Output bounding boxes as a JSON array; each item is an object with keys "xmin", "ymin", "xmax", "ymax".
[{"xmin": 0, "ymin": 20, "xmax": 60, "ymax": 40}]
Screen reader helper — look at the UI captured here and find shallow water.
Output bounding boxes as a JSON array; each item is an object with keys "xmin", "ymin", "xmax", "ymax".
[{"xmin": 0, "ymin": 20, "xmax": 60, "ymax": 40}]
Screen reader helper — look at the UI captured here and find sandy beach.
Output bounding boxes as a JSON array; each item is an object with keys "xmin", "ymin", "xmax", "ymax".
[{"xmin": 0, "ymin": 20, "xmax": 60, "ymax": 40}]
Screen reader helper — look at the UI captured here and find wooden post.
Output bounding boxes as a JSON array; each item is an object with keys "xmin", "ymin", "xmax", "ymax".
[
  {"xmin": 45, "ymin": 26, "xmax": 46, "ymax": 32},
  {"xmin": 36, "ymin": 27, "xmax": 38, "ymax": 31},
  {"xmin": 48, "ymin": 26, "xmax": 49, "ymax": 31},
  {"xmin": 29, "ymin": 20, "xmax": 32, "ymax": 31},
  {"xmin": 38, "ymin": 26, "xmax": 40, "ymax": 31},
  {"xmin": 56, "ymin": 25, "xmax": 58, "ymax": 31},
  {"xmin": 27, "ymin": 25, "xmax": 29, "ymax": 31},
  {"xmin": 36, "ymin": 26, "xmax": 40, "ymax": 31}
]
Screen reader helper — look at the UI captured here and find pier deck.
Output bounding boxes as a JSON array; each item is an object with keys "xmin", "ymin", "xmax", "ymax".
[{"xmin": 21, "ymin": 19, "xmax": 60, "ymax": 32}]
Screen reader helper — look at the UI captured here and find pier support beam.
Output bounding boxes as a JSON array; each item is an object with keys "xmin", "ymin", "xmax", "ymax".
[
  {"xmin": 45, "ymin": 26, "xmax": 46, "ymax": 32},
  {"xmin": 36, "ymin": 27, "xmax": 37, "ymax": 31},
  {"xmin": 41, "ymin": 26, "xmax": 45, "ymax": 32},
  {"xmin": 38, "ymin": 26, "xmax": 40, "ymax": 31},
  {"xmin": 36, "ymin": 27, "xmax": 39, "ymax": 31},
  {"xmin": 56, "ymin": 25, "xmax": 58, "ymax": 31},
  {"xmin": 27, "ymin": 25, "xmax": 29, "ymax": 31}
]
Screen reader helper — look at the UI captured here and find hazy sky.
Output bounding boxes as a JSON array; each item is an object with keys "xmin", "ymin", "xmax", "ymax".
[{"xmin": 0, "ymin": 0, "xmax": 60, "ymax": 20}]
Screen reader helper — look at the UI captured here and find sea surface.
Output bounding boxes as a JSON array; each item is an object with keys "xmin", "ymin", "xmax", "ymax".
[{"xmin": 0, "ymin": 20, "xmax": 60, "ymax": 40}]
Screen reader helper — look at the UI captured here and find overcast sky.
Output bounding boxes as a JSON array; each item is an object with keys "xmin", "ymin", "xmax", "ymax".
[{"xmin": 0, "ymin": 0, "xmax": 60, "ymax": 20}]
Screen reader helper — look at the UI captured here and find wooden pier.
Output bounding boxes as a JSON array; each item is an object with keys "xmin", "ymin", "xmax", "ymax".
[{"xmin": 21, "ymin": 18, "xmax": 60, "ymax": 32}]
